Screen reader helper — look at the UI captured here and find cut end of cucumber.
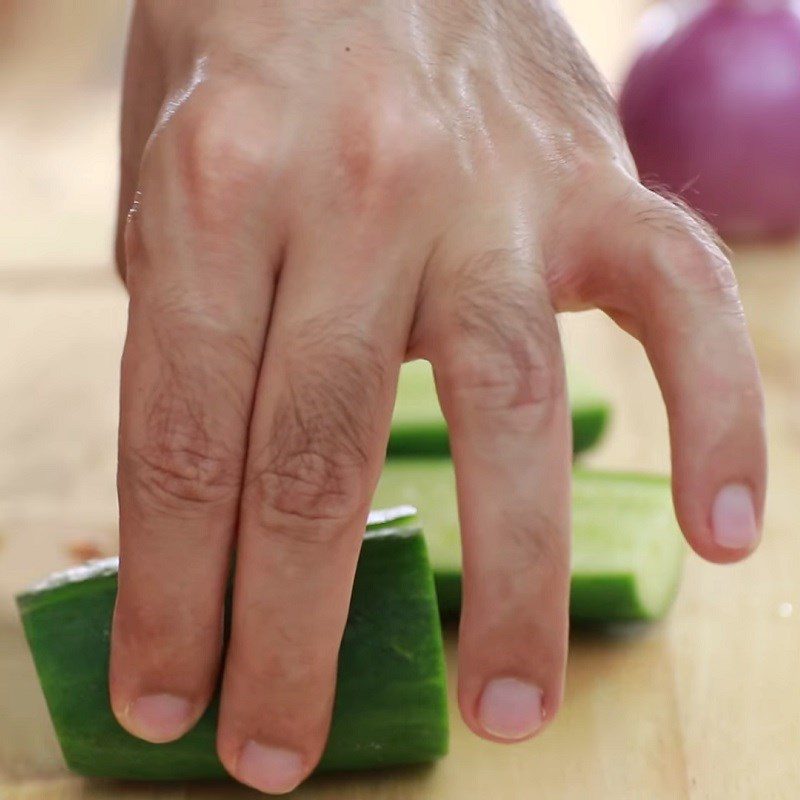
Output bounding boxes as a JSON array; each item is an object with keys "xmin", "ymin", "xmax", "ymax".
[
  {"xmin": 366, "ymin": 504, "xmax": 419, "ymax": 530},
  {"xmin": 570, "ymin": 471, "xmax": 685, "ymax": 621},
  {"xmin": 18, "ymin": 556, "xmax": 120, "ymax": 599},
  {"xmin": 17, "ymin": 508, "xmax": 421, "ymax": 605},
  {"xmin": 373, "ymin": 461, "xmax": 685, "ymax": 623},
  {"xmin": 389, "ymin": 360, "xmax": 610, "ymax": 457},
  {"xmin": 17, "ymin": 515, "xmax": 448, "ymax": 780}
]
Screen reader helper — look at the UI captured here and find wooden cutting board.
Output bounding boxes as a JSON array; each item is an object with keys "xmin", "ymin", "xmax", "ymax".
[
  {"xmin": 1, "ymin": 1, "xmax": 799, "ymax": 797},
  {"xmin": 2, "ymin": 247, "xmax": 799, "ymax": 799}
]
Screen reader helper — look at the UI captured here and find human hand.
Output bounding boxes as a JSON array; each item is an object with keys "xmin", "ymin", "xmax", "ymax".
[{"xmin": 112, "ymin": 0, "xmax": 766, "ymax": 793}]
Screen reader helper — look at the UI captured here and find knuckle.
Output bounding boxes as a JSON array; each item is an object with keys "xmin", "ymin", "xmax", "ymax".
[
  {"xmin": 249, "ymin": 450, "xmax": 365, "ymax": 537},
  {"xmin": 113, "ymin": 598, "xmax": 220, "ymax": 679},
  {"xmin": 661, "ymin": 235, "xmax": 738, "ymax": 298},
  {"xmin": 559, "ymin": 150, "xmax": 618, "ymax": 192},
  {"xmin": 503, "ymin": 508, "xmax": 569, "ymax": 589},
  {"xmin": 636, "ymin": 192, "xmax": 740, "ymax": 299},
  {"xmin": 122, "ymin": 388, "xmax": 242, "ymax": 513},
  {"xmin": 125, "ymin": 442, "xmax": 240, "ymax": 512},
  {"xmin": 247, "ymin": 314, "xmax": 386, "ymax": 541},
  {"xmin": 114, "ymin": 600, "xmax": 175, "ymax": 651},
  {"xmin": 445, "ymin": 342, "xmax": 563, "ymax": 419},
  {"xmin": 232, "ymin": 625, "xmax": 331, "ymax": 693},
  {"xmin": 168, "ymin": 91, "xmax": 275, "ymax": 221},
  {"xmin": 334, "ymin": 97, "xmax": 441, "ymax": 206},
  {"xmin": 441, "ymin": 249, "xmax": 564, "ymax": 418}
]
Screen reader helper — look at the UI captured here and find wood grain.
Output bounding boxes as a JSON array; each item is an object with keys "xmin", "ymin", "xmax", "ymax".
[{"xmin": 1, "ymin": 1, "xmax": 799, "ymax": 798}]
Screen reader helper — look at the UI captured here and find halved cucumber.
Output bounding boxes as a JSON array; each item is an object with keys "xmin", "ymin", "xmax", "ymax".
[
  {"xmin": 373, "ymin": 463, "xmax": 685, "ymax": 622},
  {"xmin": 388, "ymin": 360, "xmax": 611, "ymax": 458},
  {"xmin": 16, "ymin": 510, "xmax": 448, "ymax": 780}
]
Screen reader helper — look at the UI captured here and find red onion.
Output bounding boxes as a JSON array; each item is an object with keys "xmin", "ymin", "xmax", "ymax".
[{"xmin": 619, "ymin": 0, "xmax": 800, "ymax": 240}]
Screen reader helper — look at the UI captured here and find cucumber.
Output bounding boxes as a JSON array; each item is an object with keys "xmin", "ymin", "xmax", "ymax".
[
  {"xmin": 388, "ymin": 360, "xmax": 611, "ymax": 458},
  {"xmin": 16, "ymin": 509, "xmax": 448, "ymax": 781},
  {"xmin": 373, "ymin": 463, "xmax": 685, "ymax": 622}
]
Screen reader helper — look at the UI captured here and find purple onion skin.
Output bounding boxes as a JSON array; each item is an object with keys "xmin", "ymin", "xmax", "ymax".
[{"xmin": 620, "ymin": 0, "xmax": 800, "ymax": 240}]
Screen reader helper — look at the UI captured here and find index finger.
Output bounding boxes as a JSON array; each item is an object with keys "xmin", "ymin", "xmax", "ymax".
[{"xmin": 111, "ymin": 96, "xmax": 280, "ymax": 743}]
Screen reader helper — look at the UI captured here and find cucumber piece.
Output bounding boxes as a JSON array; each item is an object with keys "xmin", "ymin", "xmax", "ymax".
[
  {"xmin": 16, "ymin": 514, "xmax": 448, "ymax": 780},
  {"xmin": 388, "ymin": 360, "xmax": 611, "ymax": 458},
  {"xmin": 373, "ymin": 463, "xmax": 685, "ymax": 622}
]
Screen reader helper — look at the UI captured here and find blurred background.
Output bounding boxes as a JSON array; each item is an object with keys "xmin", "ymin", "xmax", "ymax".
[{"xmin": 1, "ymin": 1, "xmax": 798, "ymax": 798}]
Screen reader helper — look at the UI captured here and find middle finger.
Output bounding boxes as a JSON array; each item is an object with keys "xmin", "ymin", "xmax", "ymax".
[{"xmin": 217, "ymin": 216, "xmax": 422, "ymax": 794}]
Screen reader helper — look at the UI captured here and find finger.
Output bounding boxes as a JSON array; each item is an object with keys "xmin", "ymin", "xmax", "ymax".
[
  {"xmin": 116, "ymin": 4, "xmax": 165, "ymax": 280},
  {"xmin": 557, "ymin": 173, "xmax": 767, "ymax": 564},
  {"xmin": 111, "ymin": 89, "xmax": 283, "ymax": 743},
  {"xmin": 215, "ymin": 230, "xmax": 417, "ymax": 795},
  {"xmin": 423, "ymin": 241, "xmax": 572, "ymax": 744}
]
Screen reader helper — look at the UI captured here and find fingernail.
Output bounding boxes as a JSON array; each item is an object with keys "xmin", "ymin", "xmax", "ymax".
[
  {"xmin": 126, "ymin": 693, "xmax": 193, "ymax": 743},
  {"xmin": 478, "ymin": 677, "xmax": 544, "ymax": 741},
  {"xmin": 712, "ymin": 483, "xmax": 759, "ymax": 550},
  {"xmin": 236, "ymin": 740, "xmax": 304, "ymax": 795}
]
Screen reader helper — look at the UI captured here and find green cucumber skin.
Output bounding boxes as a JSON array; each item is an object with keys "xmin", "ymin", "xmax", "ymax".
[
  {"xmin": 388, "ymin": 360, "xmax": 610, "ymax": 458},
  {"xmin": 570, "ymin": 405, "xmax": 610, "ymax": 457},
  {"xmin": 432, "ymin": 570, "xmax": 462, "ymax": 620},
  {"xmin": 17, "ymin": 529, "xmax": 448, "ymax": 780},
  {"xmin": 570, "ymin": 574, "xmax": 650, "ymax": 623},
  {"xmin": 387, "ymin": 422, "xmax": 453, "ymax": 458},
  {"xmin": 387, "ymin": 404, "xmax": 610, "ymax": 458},
  {"xmin": 433, "ymin": 570, "xmax": 667, "ymax": 623},
  {"xmin": 373, "ymin": 464, "xmax": 685, "ymax": 623}
]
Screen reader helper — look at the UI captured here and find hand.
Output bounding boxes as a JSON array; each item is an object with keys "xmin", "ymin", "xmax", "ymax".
[{"xmin": 112, "ymin": 0, "xmax": 767, "ymax": 793}]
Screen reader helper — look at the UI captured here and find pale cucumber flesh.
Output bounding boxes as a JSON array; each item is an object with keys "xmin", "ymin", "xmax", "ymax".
[{"xmin": 373, "ymin": 462, "xmax": 685, "ymax": 622}]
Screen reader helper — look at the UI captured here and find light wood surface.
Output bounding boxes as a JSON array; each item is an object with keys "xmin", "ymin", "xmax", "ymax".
[{"xmin": 2, "ymin": 2, "xmax": 799, "ymax": 798}]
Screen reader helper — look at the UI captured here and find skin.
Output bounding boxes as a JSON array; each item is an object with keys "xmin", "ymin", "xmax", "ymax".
[{"xmin": 111, "ymin": 0, "xmax": 767, "ymax": 793}]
